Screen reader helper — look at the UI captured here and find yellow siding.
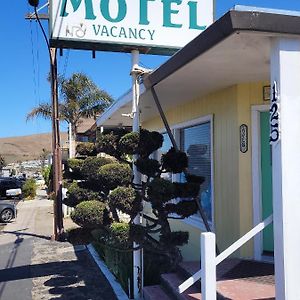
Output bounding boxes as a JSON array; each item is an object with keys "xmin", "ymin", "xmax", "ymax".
[
  {"xmin": 143, "ymin": 86, "xmax": 240, "ymax": 259},
  {"xmin": 236, "ymin": 82, "xmax": 268, "ymax": 257},
  {"xmin": 142, "ymin": 82, "xmax": 269, "ymax": 261}
]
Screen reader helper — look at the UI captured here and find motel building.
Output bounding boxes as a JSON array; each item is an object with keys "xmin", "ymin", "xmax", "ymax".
[{"xmin": 95, "ymin": 6, "xmax": 300, "ymax": 300}]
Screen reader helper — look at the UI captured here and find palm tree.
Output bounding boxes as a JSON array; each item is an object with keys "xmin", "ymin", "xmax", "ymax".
[{"xmin": 27, "ymin": 73, "xmax": 113, "ymax": 156}]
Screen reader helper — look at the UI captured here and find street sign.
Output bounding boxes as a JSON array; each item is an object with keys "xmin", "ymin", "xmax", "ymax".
[{"xmin": 50, "ymin": 0, "xmax": 214, "ymax": 55}]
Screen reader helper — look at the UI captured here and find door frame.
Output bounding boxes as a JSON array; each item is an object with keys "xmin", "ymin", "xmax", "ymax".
[{"xmin": 251, "ymin": 104, "xmax": 270, "ymax": 261}]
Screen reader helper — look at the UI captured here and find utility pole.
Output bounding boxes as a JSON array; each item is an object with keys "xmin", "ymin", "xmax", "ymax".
[
  {"xmin": 50, "ymin": 47, "xmax": 64, "ymax": 239},
  {"xmin": 26, "ymin": 2, "xmax": 64, "ymax": 240}
]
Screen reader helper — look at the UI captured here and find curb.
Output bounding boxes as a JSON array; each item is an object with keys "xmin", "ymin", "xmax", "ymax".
[{"xmin": 87, "ymin": 243, "xmax": 129, "ymax": 300}]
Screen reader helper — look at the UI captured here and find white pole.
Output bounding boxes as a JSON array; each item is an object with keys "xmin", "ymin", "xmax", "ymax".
[
  {"xmin": 201, "ymin": 232, "xmax": 216, "ymax": 300},
  {"xmin": 131, "ymin": 49, "xmax": 142, "ymax": 299}
]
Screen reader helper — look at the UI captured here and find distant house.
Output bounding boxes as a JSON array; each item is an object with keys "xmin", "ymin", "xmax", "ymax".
[{"xmin": 76, "ymin": 118, "xmax": 97, "ymax": 142}]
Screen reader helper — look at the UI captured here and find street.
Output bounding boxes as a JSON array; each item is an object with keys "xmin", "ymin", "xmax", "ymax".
[{"xmin": 0, "ymin": 190, "xmax": 117, "ymax": 300}]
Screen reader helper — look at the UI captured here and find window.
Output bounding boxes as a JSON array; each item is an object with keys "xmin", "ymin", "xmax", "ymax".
[
  {"xmin": 180, "ymin": 122, "xmax": 212, "ymax": 222},
  {"xmin": 155, "ymin": 116, "xmax": 214, "ymax": 228},
  {"xmin": 156, "ymin": 133, "xmax": 172, "ymax": 181}
]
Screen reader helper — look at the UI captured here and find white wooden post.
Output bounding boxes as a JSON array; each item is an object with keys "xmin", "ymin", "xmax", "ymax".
[
  {"xmin": 201, "ymin": 232, "xmax": 216, "ymax": 300},
  {"xmin": 270, "ymin": 37, "xmax": 300, "ymax": 299}
]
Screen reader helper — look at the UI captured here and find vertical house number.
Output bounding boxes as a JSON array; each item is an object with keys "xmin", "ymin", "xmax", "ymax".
[{"xmin": 270, "ymin": 81, "xmax": 280, "ymax": 144}]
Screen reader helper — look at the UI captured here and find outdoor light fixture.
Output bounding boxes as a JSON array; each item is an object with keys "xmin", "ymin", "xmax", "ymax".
[{"xmin": 28, "ymin": 0, "xmax": 39, "ymax": 7}]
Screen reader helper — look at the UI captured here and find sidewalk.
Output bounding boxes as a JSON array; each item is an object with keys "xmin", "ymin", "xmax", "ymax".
[{"xmin": 0, "ymin": 190, "xmax": 117, "ymax": 300}]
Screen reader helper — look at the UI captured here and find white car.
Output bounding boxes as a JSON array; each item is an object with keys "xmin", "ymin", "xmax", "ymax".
[{"xmin": 6, "ymin": 188, "xmax": 22, "ymax": 198}]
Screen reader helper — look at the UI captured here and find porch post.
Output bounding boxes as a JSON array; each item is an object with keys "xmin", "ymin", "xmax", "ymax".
[
  {"xmin": 201, "ymin": 232, "xmax": 216, "ymax": 300},
  {"xmin": 270, "ymin": 37, "xmax": 300, "ymax": 299}
]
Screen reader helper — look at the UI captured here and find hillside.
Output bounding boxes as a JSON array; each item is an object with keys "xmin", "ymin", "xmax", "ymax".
[{"xmin": 0, "ymin": 132, "xmax": 68, "ymax": 163}]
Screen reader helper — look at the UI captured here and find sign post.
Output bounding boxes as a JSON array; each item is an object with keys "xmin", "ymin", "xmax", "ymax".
[{"xmin": 131, "ymin": 49, "xmax": 143, "ymax": 299}]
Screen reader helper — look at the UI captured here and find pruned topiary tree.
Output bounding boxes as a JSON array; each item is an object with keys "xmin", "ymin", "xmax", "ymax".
[{"xmin": 64, "ymin": 128, "xmax": 204, "ymax": 271}]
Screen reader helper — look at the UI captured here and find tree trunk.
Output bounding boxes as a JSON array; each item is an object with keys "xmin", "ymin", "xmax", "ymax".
[{"xmin": 69, "ymin": 123, "xmax": 77, "ymax": 158}]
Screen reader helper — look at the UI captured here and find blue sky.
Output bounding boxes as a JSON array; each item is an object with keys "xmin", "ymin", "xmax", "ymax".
[{"xmin": 1, "ymin": 0, "xmax": 300, "ymax": 138}]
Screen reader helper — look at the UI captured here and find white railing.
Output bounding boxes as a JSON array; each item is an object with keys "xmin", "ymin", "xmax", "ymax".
[{"xmin": 178, "ymin": 214, "xmax": 273, "ymax": 299}]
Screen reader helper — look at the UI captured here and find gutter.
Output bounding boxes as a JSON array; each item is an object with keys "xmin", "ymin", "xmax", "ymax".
[{"xmin": 143, "ymin": 7, "xmax": 300, "ymax": 89}]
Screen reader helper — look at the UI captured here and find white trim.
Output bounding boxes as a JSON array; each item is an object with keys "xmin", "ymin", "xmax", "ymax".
[
  {"xmin": 96, "ymin": 85, "xmax": 145, "ymax": 127},
  {"xmin": 251, "ymin": 104, "xmax": 269, "ymax": 260}
]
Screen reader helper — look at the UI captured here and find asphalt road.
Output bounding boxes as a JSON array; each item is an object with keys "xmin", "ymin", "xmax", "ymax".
[{"xmin": 0, "ymin": 191, "xmax": 51, "ymax": 300}]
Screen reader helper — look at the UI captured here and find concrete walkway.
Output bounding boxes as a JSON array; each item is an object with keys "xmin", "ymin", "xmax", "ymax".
[{"xmin": 0, "ymin": 190, "xmax": 117, "ymax": 300}]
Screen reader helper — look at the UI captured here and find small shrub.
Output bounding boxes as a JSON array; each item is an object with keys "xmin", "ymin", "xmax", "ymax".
[
  {"xmin": 173, "ymin": 182, "xmax": 201, "ymax": 198},
  {"xmin": 22, "ymin": 178, "xmax": 37, "ymax": 199},
  {"xmin": 63, "ymin": 181, "xmax": 102, "ymax": 207},
  {"xmin": 160, "ymin": 231, "xmax": 189, "ymax": 247},
  {"xmin": 67, "ymin": 227, "xmax": 93, "ymax": 245},
  {"xmin": 135, "ymin": 158, "xmax": 160, "ymax": 178},
  {"xmin": 92, "ymin": 223, "xmax": 132, "ymax": 296},
  {"xmin": 107, "ymin": 222, "xmax": 131, "ymax": 248},
  {"xmin": 97, "ymin": 163, "xmax": 132, "ymax": 190},
  {"xmin": 147, "ymin": 178, "xmax": 175, "ymax": 206},
  {"xmin": 71, "ymin": 200, "xmax": 109, "ymax": 228},
  {"xmin": 42, "ymin": 165, "xmax": 52, "ymax": 188},
  {"xmin": 161, "ymin": 147, "xmax": 188, "ymax": 173},
  {"xmin": 81, "ymin": 156, "xmax": 113, "ymax": 180},
  {"xmin": 96, "ymin": 132, "xmax": 120, "ymax": 157},
  {"xmin": 108, "ymin": 187, "xmax": 141, "ymax": 217},
  {"xmin": 118, "ymin": 132, "xmax": 140, "ymax": 155},
  {"xmin": 165, "ymin": 200, "xmax": 198, "ymax": 218},
  {"xmin": 76, "ymin": 142, "xmax": 97, "ymax": 156},
  {"xmin": 66, "ymin": 158, "xmax": 84, "ymax": 179},
  {"xmin": 138, "ymin": 130, "xmax": 163, "ymax": 158}
]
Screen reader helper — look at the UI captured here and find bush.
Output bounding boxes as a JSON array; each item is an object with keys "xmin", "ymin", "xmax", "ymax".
[
  {"xmin": 138, "ymin": 130, "xmax": 163, "ymax": 158},
  {"xmin": 165, "ymin": 200, "xmax": 198, "ymax": 218},
  {"xmin": 63, "ymin": 181, "xmax": 102, "ymax": 207},
  {"xmin": 76, "ymin": 142, "xmax": 97, "ymax": 156},
  {"xmin": 97, "ymin": 163, "xmax": 132, "ymax": 190},
  {"xmin": 147, "ymin": 178, "xmax": 175, "ymax": 206},
  {"xmin": 160, "ymin": 231, "xmax": 189, "ymax": 247},
  {"xmin": 135, "ymin": 158, "xmax": 160, "ymax": 178},
  {"xmin": 92, "ymin": 223, "xmax": 133, "ymax": 296},
  {"xmin": 42, "ymin": 165, "xmax": 52, "ymax": 188},
  {"xmin": 81, "ymin": 156, "xmax": 113, "ymax": 180},
  {"xmin": 161, "ymin": 147, "xmax": 188, "ymax": 173},
  {"xmin": 22, "ymin": 178, "xmax": 37, "ymax": 199},
  {"xmin": 118, "ymin": 132, "xmax": 140, "ymax": 155},
  {"xmin": 96, "ymin": 132, "xmax": 120, "ymax": 157},
  {"xmin": 173, "ymin": 182, "xmax": 201, "ymax": 198},
  {"xmin": 67, "ymin": 227, "xmax": 93, "ymax": 245},
  {"xmin": 66, "ymin": 158, "xmax": 84, "ymax": 179},
  {"xmin": 108, "ymin": 187, "xmax": 142, "ymax": 217},
  {"xmin": 71, "ymin": 200, "xmax": 109, "ymax": 228}
]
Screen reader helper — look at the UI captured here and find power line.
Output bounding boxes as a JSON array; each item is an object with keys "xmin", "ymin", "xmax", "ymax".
[
  {"xmin": 29, "ymin": 19, "xmax": 38, "ymax": 105},
  {"xmin": 35, "ymin": 22, "xmax": 41, "ymax": 104}
]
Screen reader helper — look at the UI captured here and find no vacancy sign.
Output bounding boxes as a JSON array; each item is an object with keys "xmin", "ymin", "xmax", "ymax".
[{"xmin": 50, "ymin": 0, "xmax": 214, "ymax": 55}]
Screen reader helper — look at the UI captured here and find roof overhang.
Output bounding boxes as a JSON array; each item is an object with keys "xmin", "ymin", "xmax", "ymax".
[{"xmin": 97, "ymin": 6, "xmax": 300, "ymax": 127}]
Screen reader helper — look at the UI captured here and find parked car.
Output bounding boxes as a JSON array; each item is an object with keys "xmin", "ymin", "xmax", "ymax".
[
  {"xmin": 0, "ymin": 202, "xmax": 16, "ymax": 222},
  {"xmin": 0, "ymin": 178, "xmax": 22, "ymax": 199}
]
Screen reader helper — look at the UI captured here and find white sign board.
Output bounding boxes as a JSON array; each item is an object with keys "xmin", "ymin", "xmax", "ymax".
[{"xmin": 50, "ymin": 0, "xmax": 214, "ymax": 54}]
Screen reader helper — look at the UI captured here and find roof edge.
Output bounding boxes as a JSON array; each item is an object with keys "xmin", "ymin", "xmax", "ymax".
[{"xmin": 144, "ymin": 8, "xmax": 300, "ymax": 89}]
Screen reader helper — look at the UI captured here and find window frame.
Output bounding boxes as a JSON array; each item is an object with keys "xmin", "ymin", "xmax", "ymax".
[{"xmin": 158, "ymin": 115, "xmax": 215, "ymax": 231}]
